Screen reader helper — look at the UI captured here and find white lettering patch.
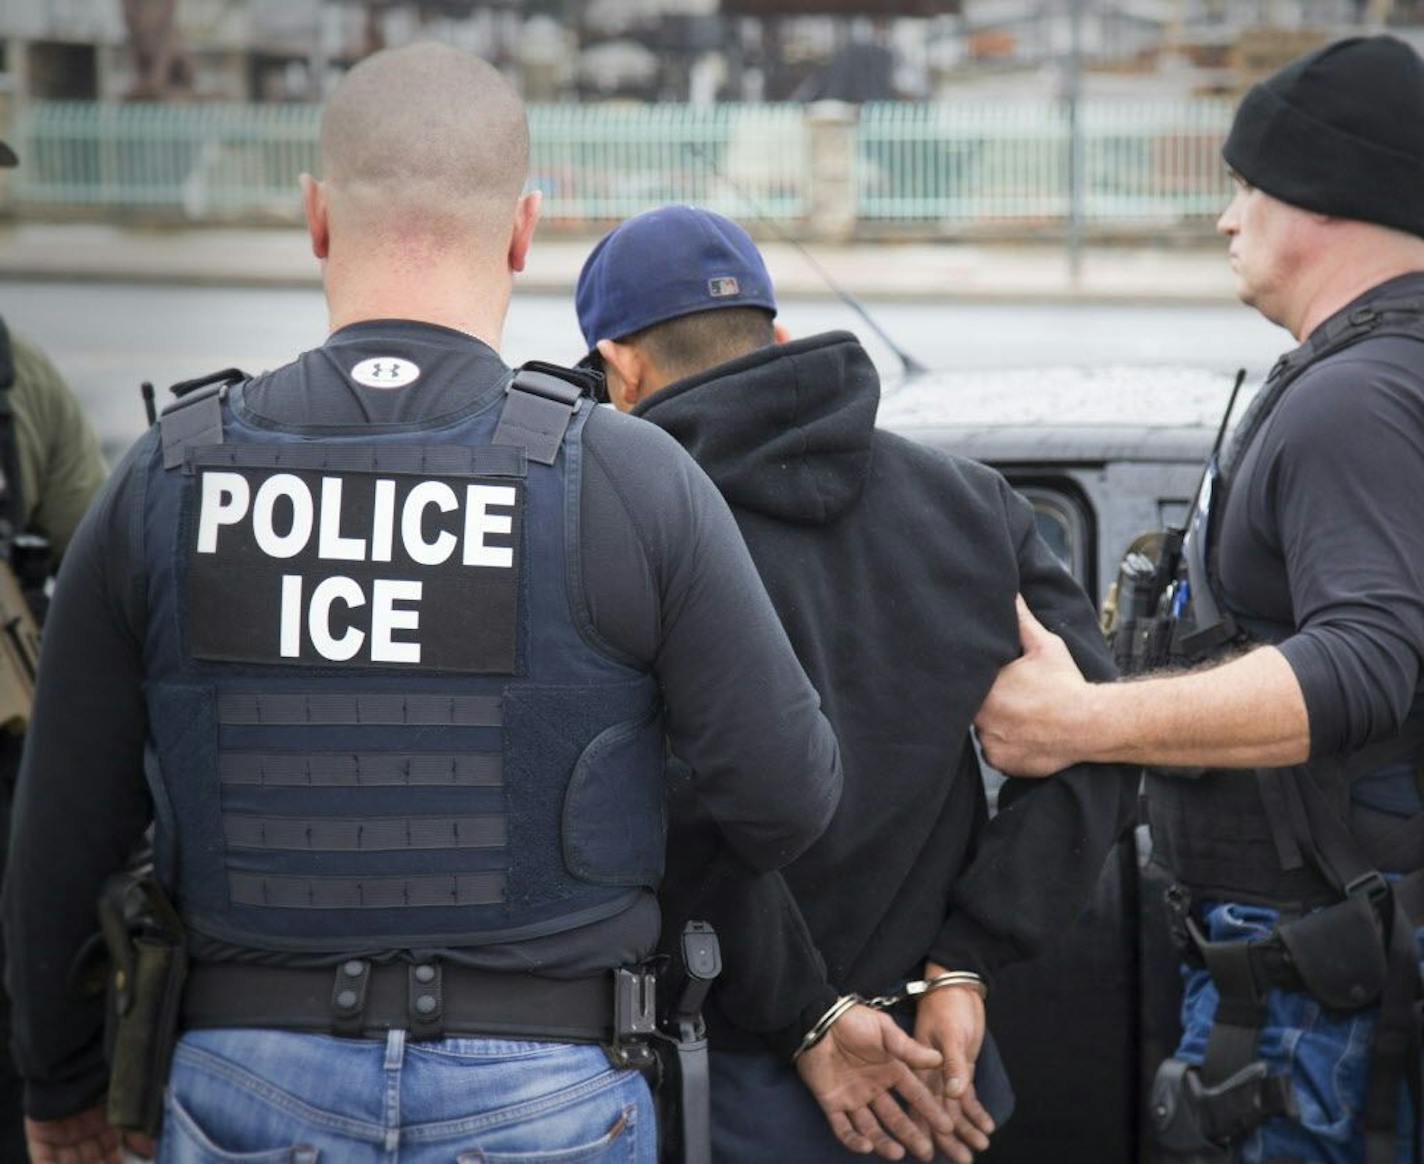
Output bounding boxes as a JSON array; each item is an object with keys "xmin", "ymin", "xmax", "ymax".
[
  {"xmin": 189, "ymin": 467, "xmax": 522, "ymax": 673},
  {"xmin": 351, "ymin": 357, "xmax": 421, "ymax": 389}
]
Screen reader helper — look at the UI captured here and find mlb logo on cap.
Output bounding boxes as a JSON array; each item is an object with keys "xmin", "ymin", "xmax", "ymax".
[{"xmin": 575, "ymin": 205, "xmax": 777, "ymax": 354}]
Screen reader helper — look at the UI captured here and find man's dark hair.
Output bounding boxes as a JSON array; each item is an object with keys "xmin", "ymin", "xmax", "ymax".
[{"xmin": 631, "ymin": 307, "xmax": 775, "ymax": 381}]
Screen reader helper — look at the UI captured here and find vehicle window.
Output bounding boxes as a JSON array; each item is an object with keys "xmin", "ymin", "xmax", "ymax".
[{"xmin": 1018, "ymin": 485, "xmax": 1091, "ymax": 585}]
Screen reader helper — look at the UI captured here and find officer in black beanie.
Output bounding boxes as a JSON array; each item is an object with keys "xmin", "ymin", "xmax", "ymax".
[{"xmin": 977, "ymin": 35, "xmax": 1424, "ymax": 1164}]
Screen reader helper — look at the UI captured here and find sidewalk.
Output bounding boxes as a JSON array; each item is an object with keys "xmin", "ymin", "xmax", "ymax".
[{"xmin": 0, "ymin": 222, "xmax": 1239, "ymax": 304}]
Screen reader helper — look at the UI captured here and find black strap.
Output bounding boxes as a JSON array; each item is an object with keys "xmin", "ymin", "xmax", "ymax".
[
  {"xmin": 492, "ymin": 363, "xmax": 589, "ymax": 466},
  {"xmin": 1192, "ymin": 921, "xmax": 1268, "ymax": 1087},
  {"xmin": 159, "ymin": 370, "xmax": 246, "ymax": 471},
  {"xmin": 1186, "ymin": 299, "xmax": 1424, "ymax": 659},
  {"xmin": 183, "ymin": 961, "xmax": 619, "ymax": 1043}
]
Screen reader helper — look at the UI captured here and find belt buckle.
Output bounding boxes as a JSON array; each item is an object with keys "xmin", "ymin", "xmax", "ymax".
[{"xmin": 1345, "ymin": 870, "xmax": 1390, "ymax": 907}]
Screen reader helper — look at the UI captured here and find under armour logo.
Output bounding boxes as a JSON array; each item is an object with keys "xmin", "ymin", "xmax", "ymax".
[{"xmin": 350, "ymin": 357, "xmax": 421, "ymax": 389}]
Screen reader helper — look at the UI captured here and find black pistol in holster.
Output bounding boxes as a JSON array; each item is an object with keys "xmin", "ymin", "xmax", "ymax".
[
  {"xmin": 653, "ymin": 922, "xmax": 721, "ymax": 1164},
  {"xmin": 605, "ymin": 922, "xmax": 722, "ymax": 1164},
  {"xmin": 98, "ymin": 873, "xmax": 189, "ymax": 1138}
]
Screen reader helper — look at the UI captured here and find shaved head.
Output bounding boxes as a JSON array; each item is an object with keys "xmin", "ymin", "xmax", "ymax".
[{"xmin": 319, "ymin": 43, "xmax": 529, "ymax": 248}]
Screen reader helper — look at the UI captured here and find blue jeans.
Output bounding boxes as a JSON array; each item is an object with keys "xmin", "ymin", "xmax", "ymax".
[
  {"xmin": 1176, "ymin": 902, "xmax": 1422, "ymax": 1164},
  {"xmin": 156, "ymin": 1028, "xmax": 654, "ymax": 1163}
]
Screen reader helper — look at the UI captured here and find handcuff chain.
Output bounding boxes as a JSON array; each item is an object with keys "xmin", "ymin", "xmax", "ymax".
[{"xmin": 867, "ymin": 972, "xmax": 988, "ymax": 1011}]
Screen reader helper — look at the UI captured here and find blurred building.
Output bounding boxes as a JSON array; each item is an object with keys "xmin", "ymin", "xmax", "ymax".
[{"xmin": 1, "ymin": 0, "xmax": 1422, "ymax": 105}]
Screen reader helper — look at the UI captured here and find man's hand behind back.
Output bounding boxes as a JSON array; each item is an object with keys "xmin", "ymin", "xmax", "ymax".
[
  {"xmin": 912, "ymin": 967, "xmax": 995, "ymax": 1164},
  {"xmin": 25, "ymin": 1107, "xmax": 122, "ymax": 1164},
  {"xmin": 796, "ymin": 1003, "xmax": 954, "ymax": 1160}
]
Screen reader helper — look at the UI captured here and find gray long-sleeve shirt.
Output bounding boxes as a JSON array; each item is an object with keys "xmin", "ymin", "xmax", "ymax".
[{"xmin": 3, "ymin": 319, "xmax": 840, "ymax": 1119}]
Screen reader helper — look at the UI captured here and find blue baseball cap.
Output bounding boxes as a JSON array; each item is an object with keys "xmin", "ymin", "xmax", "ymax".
[{"xmin": 575, "ymin": 205, "xmax": 777, "ymax": 356}]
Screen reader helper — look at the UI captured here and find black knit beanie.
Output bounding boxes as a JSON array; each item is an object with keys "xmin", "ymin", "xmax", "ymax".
[{"xmin": 1223, "ymin": 35, "xmax": 1424, "ymax": 237}]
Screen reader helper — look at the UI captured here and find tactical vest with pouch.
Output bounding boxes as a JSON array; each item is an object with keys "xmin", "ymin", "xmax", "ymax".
[{"xmin": 141, "ymin": 365, "xmax": 665, "ymax": 954}]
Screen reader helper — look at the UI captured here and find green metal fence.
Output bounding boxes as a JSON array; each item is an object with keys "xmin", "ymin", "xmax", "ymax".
[
  {"xmin": 527, "ymin": 104, "xmax": 807, "ymax": 221},
  {"xmin": 9, "ymin": 101, "xmax": 809, "ymax": 223},
  {"xmin": 14, "ymin": 102, "xmax": 323, "ymax": 217},
  {"xmin": 9, "ymin": 98, "xmax": 1235, "ymax": 228},
  {"xmin": 856, "ymin": 99, "xmax": 1234, "ymax": 224}
]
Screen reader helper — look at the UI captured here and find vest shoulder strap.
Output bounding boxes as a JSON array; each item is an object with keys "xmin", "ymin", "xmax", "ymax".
[
  {"xmin": 492, "ymin": 361, "xmax": 602, "ymax": 467},
  {"xmin": 159, "ymin": 367, "xmax": 246, "ymax": 472}
]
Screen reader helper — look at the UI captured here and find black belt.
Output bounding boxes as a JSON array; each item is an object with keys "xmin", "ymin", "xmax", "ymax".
[{"xmin": 182, "ymin": 961, "xmax": 618, "ymax": 1044}]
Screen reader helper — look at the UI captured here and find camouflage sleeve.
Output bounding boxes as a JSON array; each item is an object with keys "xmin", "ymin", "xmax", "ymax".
[{"xmin": 7, "ymin": 333, "xmax": 109, "ymax": 560}]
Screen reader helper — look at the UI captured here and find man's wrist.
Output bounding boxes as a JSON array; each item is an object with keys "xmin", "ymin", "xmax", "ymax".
[
  {"xmin": 792, "ymin": 994, "xmax": 862, "ymax": 1062},
  {"xmin": 1071, "ymin": 677, "xmax": 1120, "ymax": 765},
  {"xmin": 769, "ymin": 982, "xmax": 841, "ymax": 1062}
]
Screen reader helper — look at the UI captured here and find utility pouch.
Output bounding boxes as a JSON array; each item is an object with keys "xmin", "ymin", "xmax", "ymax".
[
  {"xmin": 99, "ymin": 875, "xmax": 188, "ymax": 1137},
  {"xmin": 1275, "ymin": 894, "xmax": 1387, "ymax": 1012},
  {"xmin": 1151, "ymin": 1057, "xmax": 1292, "ymax": 1155}
]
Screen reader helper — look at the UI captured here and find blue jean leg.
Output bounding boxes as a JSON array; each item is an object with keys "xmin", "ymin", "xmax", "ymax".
[
  {"xmin": 1175, "ymin": 902, "xmax": 1422, "ymax": 1164},
  {"xmin": 157, "ymin": 1028, "xmax": 654, "ymax": 1163}
]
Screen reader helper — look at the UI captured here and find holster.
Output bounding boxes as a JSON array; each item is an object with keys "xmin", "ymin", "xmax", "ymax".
[
  {"xmin": 98, "ymin": 875, "xmax": 188, "ymax": 1137},
  {"xmin": 651, "ymin": 921, "xmax": 722, "ymax": 1164},
  {"xmin": 1151, "ymin": 1057, "xmax": 1293, "ymax": 1159}
]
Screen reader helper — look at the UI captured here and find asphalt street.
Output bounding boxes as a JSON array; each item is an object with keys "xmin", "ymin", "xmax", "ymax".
[{"xmin": 0, "ymin": 278, "xmax": 1289, "ymax": 462}]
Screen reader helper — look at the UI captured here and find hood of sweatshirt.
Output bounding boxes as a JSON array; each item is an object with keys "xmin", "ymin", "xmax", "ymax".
[{"xmin": 631, "ymin": 330, "xmax": 879, "ymax": 525}]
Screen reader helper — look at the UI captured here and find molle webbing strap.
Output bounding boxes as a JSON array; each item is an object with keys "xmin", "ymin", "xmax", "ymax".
[
  {"xmin": 217, "ymin": 692, "xmax": 502, "ymax": 727},
  {"xmin": 492, "ymin": 366, "xmax": 584, "ymax": 466},
  {"xmin": 186, "ymin": 443, "xmax": 527, "ymax": 479},
  {"xmin": 222, "ymin": 814, "xmax": 506, "ymax": 852},
  {"xmin": 218, "ymin": 752, "xmax": 503, "ymax": 788},
  {"xmin": 228, "ymin": 871, "xmax": 506, "ymax": 910}
]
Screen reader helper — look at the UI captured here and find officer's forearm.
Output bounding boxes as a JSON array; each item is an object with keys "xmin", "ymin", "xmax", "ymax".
[{"xmin": 1083, "ymin": 646, "xmax": 1310, "ymax": 769}]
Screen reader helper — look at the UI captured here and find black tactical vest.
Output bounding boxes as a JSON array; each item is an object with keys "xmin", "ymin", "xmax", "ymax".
[{"xmin": 1145, "ymin": 295, "xmax": 1424, "ymax": 908}]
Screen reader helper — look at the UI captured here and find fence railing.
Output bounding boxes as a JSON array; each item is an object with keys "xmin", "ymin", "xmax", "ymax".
[
  {"xmin": 856, "ymin": 99, "xmax": 1234, "ymax": 223},
  {"xmin": 7, "ymin": 98, "xmax": 1237, "ymax": 231},
  {"xmin": 527, "ymin": 104, "xmax": 807, "ymax": 222}
]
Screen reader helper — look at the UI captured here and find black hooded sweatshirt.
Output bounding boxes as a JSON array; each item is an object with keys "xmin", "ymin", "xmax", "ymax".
[{"xmin": 641, "ymin": 331, "xmax": 1138, "ymax": 1056}]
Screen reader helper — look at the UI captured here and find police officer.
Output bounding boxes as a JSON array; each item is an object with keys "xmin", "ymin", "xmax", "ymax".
[
  {"xmin": 0, "ymin": 140, "xmax": 110, "ymax": 1161},
  {"xmin": 3, "ymin": 45, "xmax": 840, "ymax": 1163},
  {"xmin": 976, "ymin": 36, "xmax": 1424, "ymax": 1164}
]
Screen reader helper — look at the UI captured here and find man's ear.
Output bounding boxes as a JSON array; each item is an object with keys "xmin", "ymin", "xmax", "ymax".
[
  {"xmin": 300, "ymin": 174, "xmax": 329, "ymax": 260},
  {"xmin": 509, "ymin": 191, "xmax": 542, "ymax": 274},
  {"xmin": 596, "ymin": 338, "xmax": 645, "ymax": 412},
  {"xmin": 772, "ymin": 321, "xmax": 791, "ymax": 344}
]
